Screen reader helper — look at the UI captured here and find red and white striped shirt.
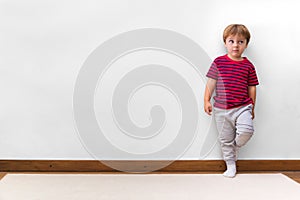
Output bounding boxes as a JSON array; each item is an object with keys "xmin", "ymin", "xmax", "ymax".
[{"xmin": 206, "ymin": 54, "xmax": 259, "ymax": 109}]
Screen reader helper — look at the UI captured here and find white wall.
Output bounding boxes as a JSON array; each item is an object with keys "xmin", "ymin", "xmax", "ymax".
[{"xmin": 1, "ymin": 0, "xmax": 300, "ymax": 160}]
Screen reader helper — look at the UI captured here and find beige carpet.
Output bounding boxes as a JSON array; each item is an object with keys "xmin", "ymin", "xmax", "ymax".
[{"xmin": 1, "ymin": 173, "xmax": 300, "ymax": 200}]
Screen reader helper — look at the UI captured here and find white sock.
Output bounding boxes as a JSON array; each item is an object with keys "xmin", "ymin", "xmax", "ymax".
[{"xmin": 223, "ymin": 161, "xmax": 236, "ymax": 178}]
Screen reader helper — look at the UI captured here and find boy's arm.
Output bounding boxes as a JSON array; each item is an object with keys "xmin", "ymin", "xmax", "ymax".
[
  {"xmin": 204, "ymin": 78, "xmax": 217, "ymax": 115},
  {"xmin": 248, "ymin": 86, "xmax": 256, "ymax": 119}
]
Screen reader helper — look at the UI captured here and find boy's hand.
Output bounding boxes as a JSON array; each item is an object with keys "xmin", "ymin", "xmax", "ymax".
[
  {"xmin": 204, "ymin": 101, "xmax": 213, "ymax": 115},
  {"xmin": 204, "ymin": 78, "xmax": 216, "ymax": 116}
]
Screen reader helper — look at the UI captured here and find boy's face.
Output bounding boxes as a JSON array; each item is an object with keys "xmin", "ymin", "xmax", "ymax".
[{"xmin": 224, "ymin": 34, "xmax": 248, "ymax": 61}]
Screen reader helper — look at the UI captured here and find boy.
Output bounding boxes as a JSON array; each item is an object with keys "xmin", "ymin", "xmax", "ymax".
[{"xmin": 204, "ymin": 24, "xmax": 259, "ymax": 178}]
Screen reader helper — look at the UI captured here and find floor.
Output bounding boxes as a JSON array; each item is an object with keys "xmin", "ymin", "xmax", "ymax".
[
  {"xmin": 0, "ymin": 172, "xmax": 300, "ymax": 200},
  {"xmin": 283, "ymin": 172, "xmax": 300, "ymax": 184},
  {"xmin": 1, "ymin": 172, "xmax": 300, "ymax": 183},
  {"xmin": 0, "ymin": 171, "xmax": 300, "ymax": 183}
]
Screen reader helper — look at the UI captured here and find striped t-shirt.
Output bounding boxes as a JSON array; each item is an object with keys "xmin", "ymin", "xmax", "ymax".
[{"xmin": 206, "ymin": 54, "xmax": 259, "ymax": 109}]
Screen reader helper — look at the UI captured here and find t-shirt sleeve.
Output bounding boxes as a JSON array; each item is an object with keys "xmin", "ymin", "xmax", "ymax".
[
  {"xmin": 248, "ymin": 64, "xmax": 259, "ymax": 86},
  {"xmin": 206, "ymin": 62, "xmax": 218, "ymax": 80}
]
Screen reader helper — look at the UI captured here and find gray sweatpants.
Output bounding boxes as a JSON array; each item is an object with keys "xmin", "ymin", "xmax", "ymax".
[{"xmin": 214, "ymin": 104, "xmax": 254, "ymax": 162}]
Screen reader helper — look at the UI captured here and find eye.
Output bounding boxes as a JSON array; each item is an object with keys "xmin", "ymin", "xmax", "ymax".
[
  {"xmin": 228, "ymin": 40, "xmax": 234, "ymax": 44},
  {"xmin": 238, "ymin": 41, "xmax": 244, "ymax": 44}
]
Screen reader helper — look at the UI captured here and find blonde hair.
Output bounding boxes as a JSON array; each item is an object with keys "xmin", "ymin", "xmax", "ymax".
[{"xmin": 223, "ymin": 24, "xmax": 251, "ymax": 44}]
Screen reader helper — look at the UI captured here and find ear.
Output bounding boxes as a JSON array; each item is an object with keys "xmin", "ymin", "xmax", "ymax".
[{"xmin": 245, "ymin": 40, "xmax": 249, "ymax": 47}]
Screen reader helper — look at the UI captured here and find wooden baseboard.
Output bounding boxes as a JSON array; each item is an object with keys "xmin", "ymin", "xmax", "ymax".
[{"xmin": 0, "ymin": 160, "xmax": 300, "ymax": 172}]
